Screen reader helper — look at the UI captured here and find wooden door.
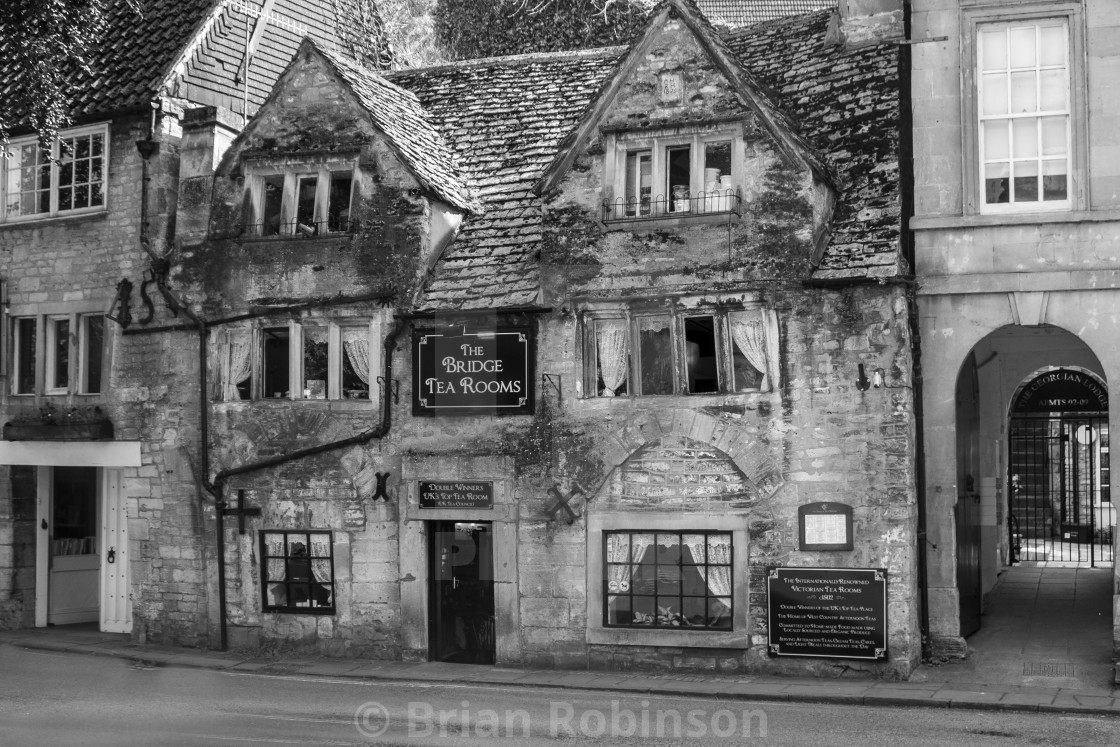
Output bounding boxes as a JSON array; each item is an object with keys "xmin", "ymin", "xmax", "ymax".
[
  {"xmin": 47, "ymin": 467, "xmax": 100, "ymax": 625},
  {"xmin": 100, "ymin": 469, "xmax": 131, "ymax": 633}
]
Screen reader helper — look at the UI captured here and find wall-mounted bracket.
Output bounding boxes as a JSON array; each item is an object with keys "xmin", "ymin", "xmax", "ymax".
[
  {"xmin": 377, "ymin": 376, "xmax": 400, "ymax": 405},
  {"xmin": 541, "ymin": 373, "xmax": 562, "ymax": 407},
  {"xmin": 373, "ymin": 471, "xmax": 391, "ymax": 501}
]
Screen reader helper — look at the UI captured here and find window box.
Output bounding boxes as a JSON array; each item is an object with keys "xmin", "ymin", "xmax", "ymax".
[{"xmin": 3, "ymin": 419, "xmax": 113, "ymax": 442}]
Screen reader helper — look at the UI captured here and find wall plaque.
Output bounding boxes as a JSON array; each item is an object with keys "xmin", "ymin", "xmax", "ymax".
[
  {"xmin": 767, "ymin": 567, "xmax": 887, "ymax": 660},
  {"xmin": 413, "ymin": 329, "xmax": 533, "ymax": 415},
  {"xmin": 798, "ymin": 502, "xmax": 853, "ymax": 551},
  {"xmin": 419, "ymin": 481, "xmax": 494, "ymax": 509}
]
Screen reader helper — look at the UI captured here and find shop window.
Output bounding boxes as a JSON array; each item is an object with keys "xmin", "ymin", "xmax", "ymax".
[
  {"xmin": 216, "ymin": 321, "xmax": 376, "ymax": 402},
  {"xmin": 1, "ymin": 124, "xmax": 108, "ymax": 223},
  {"xmin": 585, "ymin": 306, "xmax": 778, "ymax": 398},
  {"xmin": 249, "ymin": 164, "xmax": 355, "ymax": 237},
  {"xmin": 261, "ymin": 531, "xmax": 335, "ymax": 614},
  {"xmin": 605, "ymin": 128, "xmax": 741, "ymax": 221},
  {"xmin": 604, "ymin": 531, "xmax": 732, "ymax": 630}
]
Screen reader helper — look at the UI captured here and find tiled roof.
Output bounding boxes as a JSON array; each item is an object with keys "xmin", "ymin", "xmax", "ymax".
[
  {"xmin": 0, "ymin": 0, "xmax": 368, "ymax": 129},
  {"xmin": 388, "ymin": 6, "xmax": 902, "ymax": 307},
  {"xmin": 314, "ymin": 43, "xmax": 477, "ymax": 214},
  {"xmin": 726, "ymin": 11, "xmax": 903, "ymax": 279},
  {"xmin": 697, "ymin": 0, "xmax": 836, "ymax": 28},
  {"xmin": 388, "ymin": 48, "xmax": 624, "ymax": 310}
]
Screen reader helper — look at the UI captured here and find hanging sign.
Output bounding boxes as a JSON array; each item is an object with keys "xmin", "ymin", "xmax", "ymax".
[
  {"xmin": 1013, "ymin": 369, "xmax": 1107, "ymax": 413},
  {"xmin": 768, "ymin": 567, "xmax": 888, "ymax": 660},
  {"xmin": 413, "ymin": 329, "xmax": 533, "ymax": 414},
  {"xmin": 419, "ymin": 481, "xmax": 494, "ymax": 509}
]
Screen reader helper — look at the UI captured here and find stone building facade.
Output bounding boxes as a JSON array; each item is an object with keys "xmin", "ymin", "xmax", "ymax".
[
  {"xmin": 119, "ymin": 0, "xmax": 924, "ymax": 677},
  {"xmin": 0, "ymin": 0, "xmax": 378, "ymax": 642},
  {"xmin": 910, "ymin": 0, "xmax": 1120, "ymax": 660}
]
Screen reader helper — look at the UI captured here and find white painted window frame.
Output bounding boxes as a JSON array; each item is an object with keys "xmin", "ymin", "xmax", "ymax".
[
  {"xmin": 247, "ymin": 159, "xmax": 357, "ymax": 236},
  {"xmin": 1, "ymin": 123, "xmax": 110, "ymax": 223},
  {"xmin": 44, "ymin": 315, "xmax": 71, "ymax": 395},
  {"xmin": 961, "ymin": 2, "xmax": 1087, "ymax": 215},
  {"xmin": 77, "ymin": 314, "xmax": 105, "ymax": 395}
]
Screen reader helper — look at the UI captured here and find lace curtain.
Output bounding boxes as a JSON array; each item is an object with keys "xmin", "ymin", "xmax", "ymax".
[
  {"xmin": 225, "ymin": 330, "xmax": 252, "ymax": 401},
  {"xmin": 596, "ymin": 319, "xmax": 629, "ymax": 396},
  {"xmin": 310, "ymin": 534, "xmax": 332, "ymax": 586},
  {"xmin": 343, "ymin": 327, "xmax": 371, "ymax": 385},
  {"xmin": 682, "ymin": 534, "xmax": 732, "ymax": 598},
  {"xmin": 729, "ymin": 310, "xmax": 779, "ymax": 392},
  {"xmin": 606, "ymin": 532, "xmax": 653, "ymax": 592},
  {"xmin": 265, "ymin": 534, "xmax": 286, "ymax": 582}
]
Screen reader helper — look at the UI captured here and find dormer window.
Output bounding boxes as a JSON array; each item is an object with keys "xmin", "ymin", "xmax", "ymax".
[
  {"xmin": 606, "ymin": 126, "xmax": 742, "ymax": 222},
  {"xmin": 248, "ymin": 159, "xmax": 356, "ymax": 237}
]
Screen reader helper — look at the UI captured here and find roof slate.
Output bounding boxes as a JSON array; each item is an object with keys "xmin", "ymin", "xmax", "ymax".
[
  {"xmin": 387, "ymin": 8, "xmax": 901, "ymax": 308},
  {"xmin": 697, "ymin": 0, "xmax": 837, "ymax": 28},
  {"xmin": 314, "ymin": 43, "xmax": 478, "ymax": 213}
]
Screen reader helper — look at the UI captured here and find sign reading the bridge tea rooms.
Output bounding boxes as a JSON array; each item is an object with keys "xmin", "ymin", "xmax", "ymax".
[
  {"xmin": 768, "ymin": 567, "xmax": 887, "ymax": 660},
  {"xmin": 413, "ymin": 329, "xmax": 533, "ymax": 414}
]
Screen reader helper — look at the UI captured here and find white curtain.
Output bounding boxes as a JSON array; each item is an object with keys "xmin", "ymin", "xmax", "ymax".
[
  {"xmin": 225, "ymin": 330, "xmax": 252, "ymax": 401},
  {"xmin": 683, "ymin": 534, "xmax": 732, "ymax": 598},
  {"xmin": 764, "ymin": 309, "xmax": 780, "ymax": 391},
  {"xmin": 310, "ymin": 534, "xmax": 332, "ymax": 585},
  {"xmin": 265, "ymin": 534, "xmax": 286, "ymax": 582},
  {"xmin": 730, "ymin": 311, "xmax": 769, "ymax": 391},
  {"xmin": 343, "ymin": 328, "xmax": 371, "ymax": 385},
  {"xmin": 606, "ymin": 532, "xmax": 653, "ymax": 592},
  {"xmin": 596, "ymin": 319, "xmax": 629, "ymax": 397}
]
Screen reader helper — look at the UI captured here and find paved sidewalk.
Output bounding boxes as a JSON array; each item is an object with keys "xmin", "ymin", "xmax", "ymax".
[{"xmin": 2, "ymin": 625, "xmax": 1119, "ymax": 717}]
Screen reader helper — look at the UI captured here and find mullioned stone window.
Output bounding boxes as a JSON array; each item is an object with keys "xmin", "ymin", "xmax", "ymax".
[
  {"xmin": 581, "ymin": 303, "xmax": 779, "ymax": 397},
  {"xmin": 602, "ymin": 124, "xmax": 744, "ymax": 222},
  {"xmin": 244, "ymin": 156, "xmax": 357, "ymax": 237},
  {"xmin": 210, "ymin": 319, "xmax": 378, "ymax": 402},
  {"xmin": 1, "ymin": 124, "xmax": 109, "ymax": 223}
]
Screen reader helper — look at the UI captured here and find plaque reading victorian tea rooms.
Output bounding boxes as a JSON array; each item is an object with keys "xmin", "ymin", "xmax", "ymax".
[
  {"xmin": 414, "ymin": 330, "xmax": 533, "ymax": 414},
  {"xmin": 767, "ymin": 568, "xmax": 887, "ymax": 660},
  {"xmin": 419, "ymin": 481, "xmax": 494, "ymax": 509}
]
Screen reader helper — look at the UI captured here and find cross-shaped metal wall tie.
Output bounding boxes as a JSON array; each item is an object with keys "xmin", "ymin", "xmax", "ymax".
[
  {"xmin": 221, "ymin": 489, "xmax": 262, "ymax": 534},
  {"xmin": 545, "ymin": 481, "xmax": 588, "ymax": 525}
]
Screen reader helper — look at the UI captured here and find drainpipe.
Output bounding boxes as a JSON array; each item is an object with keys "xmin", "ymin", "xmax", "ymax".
[{"xmin": 897, "ymin": 0, "xmax": 931, "ymax": 660}]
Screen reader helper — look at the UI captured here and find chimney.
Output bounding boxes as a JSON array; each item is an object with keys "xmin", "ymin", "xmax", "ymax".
[
  {"xmin": 175, "ymin": 106, "xmax": 240, "ymax": 247},
  {"xmin": 832, "ymin": 0, "xmax": 905, "ymax": 48}
]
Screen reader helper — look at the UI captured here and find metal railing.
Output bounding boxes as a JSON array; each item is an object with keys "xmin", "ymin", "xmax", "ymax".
[{"xmin": 601, "ymin": 189, "xmax": 741, "ymax": 223}]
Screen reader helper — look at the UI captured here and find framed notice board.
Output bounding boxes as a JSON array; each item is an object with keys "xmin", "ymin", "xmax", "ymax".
[
  {"xmin": 767, "ymin": 567, "xmax": 887, "ymax": 660},
  {"xmin": 798, "ymin": 502, "xmax": 853, "ymax": 551}
]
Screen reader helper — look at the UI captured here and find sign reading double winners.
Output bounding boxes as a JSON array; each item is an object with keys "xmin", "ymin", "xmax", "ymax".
[
  {"xmin": 413, "ymin": 329, "xmax": 533, "ymax": 414},
  {"xmin": 419, "ymin": 481, "xmax": 494, "ymax": 509},
  {"xmin": 767, "ymin": 567, "xmax": 888, "ymax": 660}
]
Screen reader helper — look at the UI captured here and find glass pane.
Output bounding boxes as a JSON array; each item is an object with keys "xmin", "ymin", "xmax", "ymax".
[
  {"xmin": 90, "ymin": 182, "xmax": 103, "ymax": 206},
  {"xmin": 711, "ymin": 598, "xmax": 732, "ymax": 629},
  {"xmin": 1012, "ymin": 118, "xmax": 1038, "ymax": 158},
  {"xmin": 980, "ymin": 29, "xmax": 1007, "ymax": 71},
  {"xmin": 74, "ymin": 136, "xmax": 90, "ymax": 159},
  {"xmin": 262, "ymin": 176, "xmax": 283, "ymax": 236},
  {"xmin": 981, "ymin": 73, "xmax": 1008, "ymax": 115},
  {"xmin": 607, "ymin": 595, "xmax": 632, "ymax": 625},
  {"xmin": 58, "ymin": 159, "xmax": 73, "ymax": 187},
  {"xmin": 682, "ymin": 534, "xmax": 705, "ymax": 564},
  {"xmin": 74, "ymin": 185, "xmax": 88, "ymax": 209},
  {"xmin": 1041, "ymin": 116, "xmax": 1067, "ymax": 157},
  {"xmin": 638, "ymin": 316, "xmax": 673, "ymax": 395},
  {"xmin": 656, "ymin": 567, "xmax": 681, "ymax": 595},
  {"xmin": 1042, "ymin": 160, "xmax": 1068, "ymax": 201},
  {"xmin": 667, "ymin": 146, "xmax": 690, "ymax": 213},
  {"xmin": 703, "ymin": 141, "xmax": 732, "ymax": 184},
  {"xmin": 1039, "ymin": 23, "xmax": 1067, "ymax": 67},
  {"xmin": 84, "ymin": 315, "xmax": 104, "ymax": 394},
  {"xmin": 91, "ymin": 134, "xmax": 103, "ymax": 157},
  {"xmin": 327, "ymin": 174, "xmax": 352, "ymax": 231},
  {"xmin": 983, "ymin": 120, "xmax": 1010, "ymax": 160},
  {"xmin": 632, "ymin": 596, "xmax": 655, "ymax": 624},
  {"xmin": 984, "ymin": 168, "xmax": 1007, "ymax": 203},
  {"xmin": 624, "ymin": 150, "xmax": 652, "ymax": 216},
  {"xmin": 682, "ymin": 597, "xmax": 708, "ymax": 627},
  {"xmin": 296, "ymin": 176, "xmax": 317, "ymax": 234},
  {"xmin": 684, "ymin": 316, "xmax": 718, "ymax": 394},
  {"xmin": 656, "ymin": 534, "xmax": 681, "ymax": 564},
  {"xmin": 74, "ymin": 159, "xmax": 89, "ymax": 185},
  {"xmin": 1009, "ymin": 26, "xmax": 1037, "ymax": 69},
  {"xmin": 52, "ymin": 319, "xmax": 69, "ymax": 389},
  {"xmin": 263, "ymin": 327, "xmax": 290, "ymax": 398},
  {"xmin": 17, "ymin": 318, "xmax": 36, "ymax": 394},
  {"xmin": 1040, "ymin": 69, "xmax": 1067, "ymax": 111},
  {"xmin": 301, "ymin": 326, "xmax": 328, "ymax": 399},
  {"xmin": 341, "ymin": 329, "xmax": 368, "ymax": 398},
  {"xmin": 58, "ymin": 187, "xmax": 72, "ymax": 212},
  {"xmin": 1013, "ymin": 160, "xmax": 1039, "ymax": 202},
  {"xmin": 1010, "ymin": 71, "xmax": 1037, "ymax": 113}
]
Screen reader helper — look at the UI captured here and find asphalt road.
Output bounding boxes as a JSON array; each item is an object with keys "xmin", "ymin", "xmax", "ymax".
[{"xmin": 0, "ymin": 645, "xmax": 1117, "ymax": 746}]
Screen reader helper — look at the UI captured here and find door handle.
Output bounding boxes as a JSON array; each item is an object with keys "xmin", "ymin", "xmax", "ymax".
[{"xmin": 107, "ymin": 547, "xmax": 116, "ymax": 564}]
